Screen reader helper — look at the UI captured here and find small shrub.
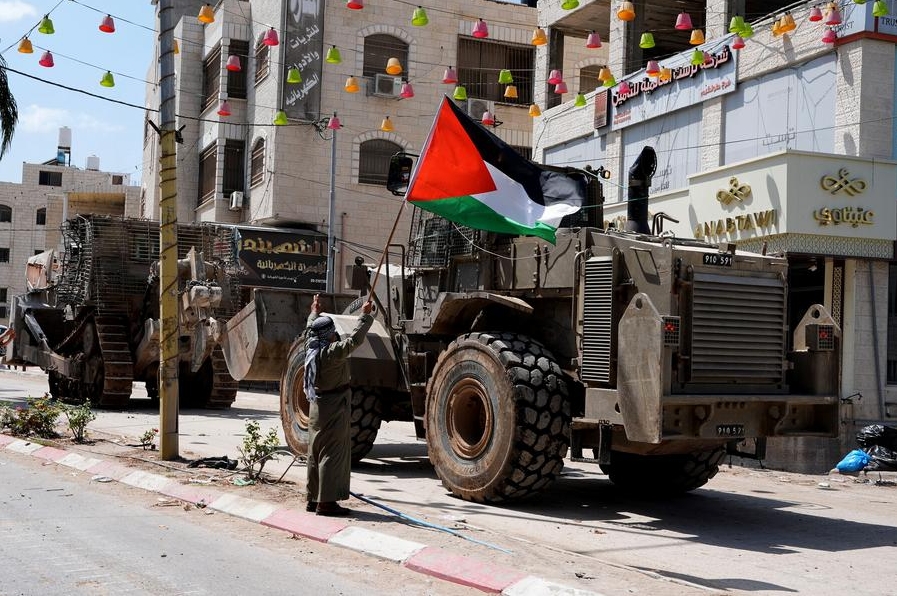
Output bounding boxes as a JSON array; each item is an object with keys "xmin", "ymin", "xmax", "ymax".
[
  {"xmin": 4, "ymin": 394, "xmax": 61, "ymax": 438},
  {"xmin": 237, "ymin": 419, "xmax": 281, "ymax": 480},
  {"xmin": 139, "ymin": 427, "xmax": 159, "ymax": 450},
  {"xmin": 0, "ymin": 401, "xmax": 15, "ymax": 431},
  {"xmin": 63, "ymin": 401, "xmax": 96, "ymax": 443}
]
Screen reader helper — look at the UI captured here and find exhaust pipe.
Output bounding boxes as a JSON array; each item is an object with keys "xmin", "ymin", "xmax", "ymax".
[{"xmin": 625, "ymin": 146, "xmax": 656, "ymax": 234}]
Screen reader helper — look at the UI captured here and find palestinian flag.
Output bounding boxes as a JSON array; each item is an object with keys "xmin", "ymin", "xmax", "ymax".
[{"xmin": 406, "ymin": 96, "xmax": 587, "ymax": 244}]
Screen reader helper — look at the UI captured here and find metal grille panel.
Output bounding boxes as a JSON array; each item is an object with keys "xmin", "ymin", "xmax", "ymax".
[
  {"xmin": 581, "ymin": 257, "xmax": 613, "ymax": 382},
  {"xmin": 407, "ymin": 209, "xmax": 477, "ymax": 267},
  {"xmin": 56, "ymin": 215, "xmax": 241, "ymax": 318},
  {"xmin": 689, "ymin": 272, "xmax": 786, "ymax": 384}
]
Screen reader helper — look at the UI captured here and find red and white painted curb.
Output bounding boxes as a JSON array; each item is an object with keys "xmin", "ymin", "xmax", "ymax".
[{"xmin": 0, "ymin": 434, "xmax": 603, "ymax": 595}]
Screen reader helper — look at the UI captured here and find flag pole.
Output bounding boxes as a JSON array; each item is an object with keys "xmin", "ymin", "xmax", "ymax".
[{"xmin": 367, "ymin": 200, "xmax": 406, "ymax": 302}]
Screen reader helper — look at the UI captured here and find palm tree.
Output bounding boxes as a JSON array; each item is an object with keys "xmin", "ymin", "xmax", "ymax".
[{"xmin": 0, "ymin": 53, "xmax": 19, "ymax": 158}]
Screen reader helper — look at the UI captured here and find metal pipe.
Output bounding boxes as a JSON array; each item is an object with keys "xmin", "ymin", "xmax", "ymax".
[{"xmin": 326, "ymin": 128, "xmax": 337, "ymax": 294}]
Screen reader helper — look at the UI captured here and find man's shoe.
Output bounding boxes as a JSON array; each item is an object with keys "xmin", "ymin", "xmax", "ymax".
[
  {"xmin": 305, "ymin": 501, "xmax": 317, "ymax": 512},
  {"xmin": 315, "ymin": 502, "xmax": 351, "ymax": 517}
]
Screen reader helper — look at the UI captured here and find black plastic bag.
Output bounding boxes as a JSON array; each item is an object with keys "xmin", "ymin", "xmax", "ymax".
[
  {"xmin": 865, "ymin": 445, "xmax": 897, "ymax": 471},
  {"xmin": 856, "ymin": 424, "xmax": 897, "ymax": 450}
]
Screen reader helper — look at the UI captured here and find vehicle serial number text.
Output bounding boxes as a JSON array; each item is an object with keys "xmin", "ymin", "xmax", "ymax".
[{"xmin": 703, "ymin": 253, "xmax": 733, "ymax": 267}]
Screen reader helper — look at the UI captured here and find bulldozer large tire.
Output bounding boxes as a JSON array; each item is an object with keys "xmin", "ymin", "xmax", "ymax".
[
  {"xmin": 280, "ymin": 339, "xmax": 383, "ymax": 463},
  {"xmin": 426, "ymin": 332, "xmax": 570, "ymax": 503},
  {"xmin": 349, "ymin": 387, "xmax": 382, "ymax": 463},
  {"xmin": 601, "ymin": 449, "xmax": 725, "ymax": 495}
]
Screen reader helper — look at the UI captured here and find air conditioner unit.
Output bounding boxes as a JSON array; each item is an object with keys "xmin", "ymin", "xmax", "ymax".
[
  {"xmin": 370, "ymin": 73, "xmax": 402, "ymax": 98},
  {"xmin": 229, "ymin": 191, "xmax": 244, "ymax": 211},
  {"xmin": 466, "ymin": 98, "xmax": 494, "ymax": 121}
]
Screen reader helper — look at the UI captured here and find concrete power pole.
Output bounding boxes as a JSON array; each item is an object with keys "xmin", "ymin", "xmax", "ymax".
[{"xmin": 157, "ymin": 0, "xmax": 180, "ymax": 460}]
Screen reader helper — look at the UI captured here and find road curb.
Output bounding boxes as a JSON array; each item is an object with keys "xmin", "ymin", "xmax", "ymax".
[{"xmin": 0, "ymin": 433, "xmax": 604, "ymax": 595}]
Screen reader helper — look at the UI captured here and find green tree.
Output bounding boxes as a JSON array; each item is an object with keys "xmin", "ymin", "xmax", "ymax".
[{"xmin": 0, "ymin": 54, "xmax": 19, "ymax": 158}]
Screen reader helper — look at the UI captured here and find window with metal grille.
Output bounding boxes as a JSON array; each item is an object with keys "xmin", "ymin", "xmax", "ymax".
[
  {"xmin": 38, "ymin": 170, "xmax": 62, "ymax": 186},
  {"xmin": 35, "ymin": 208, "xmax": 46, "ymax": 225},
  {"xmin": 250, "ymin": 138, "xmax": 265, "ymax": 188},
  {"xmin": 202, "ymin": 45, "xmax": 222, "ymax": 111},
  {"xmin": 363, "ymin": 34, "xmax": 408, "ymax": 79},
  {"xmin": 0, "ymin": 248, "xmax": 9, "ymax": 263},
  {"xmin": 457, "ymin": 37, "xmax": 534, "ymax": 104},
  {"xmin": 223, "ymin": 139, "xmax": 245, "ymax": 196},
  {"xmin": 198, "ymin": 143, "xmax": 217, "ymax": 205},
  {"xmin": 254, "ymin": 35, "xmax": 269, "ymax": 85},
  {"xmin": 227, "ymin": 40, "xmax": 249, "ymax": 99},
  {"xmin": 579, "ymin": 65, "xmax": 602, "ymax": 95},
  {"xmin": 359, "ymin": 139, "xmax": 401, "ymax": 186},
  {"xmin": 0, "ymin": 205, "xmax": 10, "ymax": 222}
]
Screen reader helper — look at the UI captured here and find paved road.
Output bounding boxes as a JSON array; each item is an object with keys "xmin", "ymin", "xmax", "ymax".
[
  {"xmin": 0, "ymin": 451, "xmax": 461, "ymax": 596},
  {"xmin": 3, "ymin": 368, "xmax": 897, "ymax": 596}
]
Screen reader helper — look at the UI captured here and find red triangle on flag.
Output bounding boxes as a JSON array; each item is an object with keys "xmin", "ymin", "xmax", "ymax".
[{"xmin": 407, "ymin": 99, "xmax": 496, "ymax": 201}]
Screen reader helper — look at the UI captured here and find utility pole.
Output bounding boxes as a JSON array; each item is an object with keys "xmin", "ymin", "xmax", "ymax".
[{"xmin": 157, "ymin": 0, "xmax": 180, "ymax": 459}]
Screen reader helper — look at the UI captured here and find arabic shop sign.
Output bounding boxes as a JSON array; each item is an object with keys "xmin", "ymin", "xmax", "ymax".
[
  {"xmin": 236, "ymin": 227, "xmax": 328, "ymax": 290},
  {"xmin": 283, "ymin": 0, "xmax": 324, "ymax": 121},
  {"xmin": 813, "ymin": 166, "xmax": 875, "ymax": 228},
  {"xmin": 611, "ymin": 44, "xmax": 737, "ymax": 131}
]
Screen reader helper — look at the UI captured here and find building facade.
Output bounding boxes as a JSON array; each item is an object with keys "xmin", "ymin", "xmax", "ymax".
[
  {"xmin": 536, "ymin": 0, "xmax": 897, "ymax": 469},
  {"xmin": 0, "ymin": 132, "xmax": 140, "ymax": 324},
  {"xmin": 142, "ymin": 0, "xmax": 550, "ymax": 291}
]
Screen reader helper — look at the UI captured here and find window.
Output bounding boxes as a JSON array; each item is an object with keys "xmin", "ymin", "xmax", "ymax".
[
  {"xmin": 254, "ymin": 34, "xmax": 269, "ymax": 84},
  {"xmin": 579, "ymin": 65, "xmax": 602, "ymax": 96},
  {"xmin": 359, "ymin": 139, "xmax": 402, "ymax": 186},
  {"xmin": 198, "ymin": 144, "xmax": 217, "ymax": 205},
  {"xmin": 223, "ymin": 139, "xmax": 245, "ymax": 196},
  {"xmin": 202, "ymin": 44, "xmax": 222, "ymax": 111},
  {"xmin": 458, "ymin": 37, "xmax": 534, "ymax": 104},
  {"xmin": 0, "ymin": 288, "xmax": 6, "ymax": 302},
  {"xmin": 363, "ymin": 34, "xmax": 408, "ymax": 79},
  {"xmin": 250, "ymin": 138, "xmax": 265, "ymax": 187},
  {"xmin": 0, "ymin": 248, "xmax": 9, "ymax": 263},
  {"xmin": 0, "ymin": 205, "xmax": 10, "ymax": 222},
  {"xmin": 38, "ymin": 170, "xmax": 62, "ymax": 186},
  {"xmin": 35, "ymin": 208, "xmax": 46, "ymax": 226},
  {"xmin": 34, "ymin": 249, "xmax": 43, "ymax": 255},
  {"xmin": 227, "ymin": 40, "xmax": 249, "ymax": 99},
  {"xmin": 112, "ymin": 175, "xmax": 124, "ymax": 185},
  {"xmin": 0, "ymin": 306, "xmax": 6, "ymax": 319}
]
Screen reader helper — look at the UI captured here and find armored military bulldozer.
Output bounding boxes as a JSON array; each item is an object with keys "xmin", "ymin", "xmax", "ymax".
[
  {"xmin": 8, "ymin": 215, "xmax": 241, "ymax": 408},
  {"xmin": 277, "ymin": 147, "xmax": 841, "ymax": 503}
]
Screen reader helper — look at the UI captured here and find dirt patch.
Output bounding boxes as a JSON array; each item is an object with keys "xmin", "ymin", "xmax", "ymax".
[{"xmin": 33, "ymin": 426, "xmax": 309, "ymax": 506}]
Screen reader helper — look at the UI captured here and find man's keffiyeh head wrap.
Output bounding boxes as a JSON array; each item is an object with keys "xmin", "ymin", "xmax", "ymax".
[{"xmin": 304, "ymin": 316, "xmax": 337, "ymax": 402}]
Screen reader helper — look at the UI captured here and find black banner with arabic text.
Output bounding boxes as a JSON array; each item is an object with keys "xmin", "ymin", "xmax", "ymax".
[{"xmin": 236, "ymin": 227, "xmax": 327, "ymax": 290}]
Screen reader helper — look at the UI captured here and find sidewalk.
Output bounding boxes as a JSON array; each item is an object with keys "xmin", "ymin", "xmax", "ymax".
[{"xmin": 0, "ymin": 430, "xmax": 604, "ymax": 596}]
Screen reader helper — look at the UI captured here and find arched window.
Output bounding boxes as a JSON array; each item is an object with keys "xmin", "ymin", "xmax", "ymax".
[
  {"xmin": 254, "ymin": 34, "xmax": 270, "ymax": 84},
  {"xmin": 36, "ymin": 207, "xmax": 46, "ymax": 226},
  {"xmin": 359, "ymin": 139, "xmax": 402, "ymax": 186},
  {"xmin": 0, "ymin": 204, "xmax": 11, "ymax": 223},
  {"xmin": 363, "ymin": 34, "xmax": 408, "ymax": 79},
  {"xmin": 250, "ymin": 138, "xmax": 265, "ymax": 187}
]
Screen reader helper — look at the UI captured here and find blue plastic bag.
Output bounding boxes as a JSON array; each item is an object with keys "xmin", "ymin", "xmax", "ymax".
[{"xmin": 836, "ymin": 449, "xmax": 871, "ymax": 473}]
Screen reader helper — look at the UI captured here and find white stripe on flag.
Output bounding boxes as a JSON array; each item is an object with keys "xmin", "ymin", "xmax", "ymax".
[{"xmin": 474, "ymin": 163, "xmax": 580, "ymax": 228}]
